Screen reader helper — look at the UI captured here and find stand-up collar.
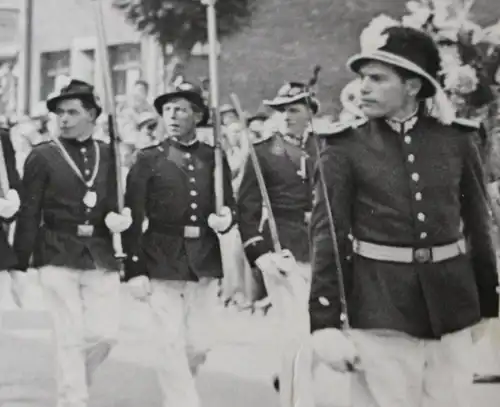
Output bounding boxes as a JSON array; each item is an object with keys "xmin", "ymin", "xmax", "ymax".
[{"xmin": 385, "ymin": 107, "xmax": 420, "ymax": 134}]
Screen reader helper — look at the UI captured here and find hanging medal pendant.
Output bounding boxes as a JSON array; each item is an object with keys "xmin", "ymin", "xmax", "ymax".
[
  {"xmin": 83, "ymin": 190, "xmax": 97, "ymax": 208},
  {"xmin": 297, "ymin": 155, "xmax": 307, "ymax": 181}
]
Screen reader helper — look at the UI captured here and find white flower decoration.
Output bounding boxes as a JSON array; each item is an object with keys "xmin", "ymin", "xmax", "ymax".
[
  {"xmin": 439, "ymin": 45, "xmax": 462, "ymax": 75},
  {"xmin": 360, "ymin": 14, "xmax": 399, "ymax": 53},
  {"xmin": 402, "ymin": 1, "xmax": 431, "ymax": 28},
  {"xmin": 483, "ymin": 20, "xmax": 500, "ymax": 45},
  {"xmin": 443, "ymin": 64, "xmax": 479, "ymax": 94}
]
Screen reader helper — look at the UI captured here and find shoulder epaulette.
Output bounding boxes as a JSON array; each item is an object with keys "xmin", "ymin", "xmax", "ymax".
[
  {"xmin": 316, "ymin": 117, "xmax": 367, "ymax": 136},
  {"xmin": 140, "ymin": 141, "xmax": 162, "ymax": 152},
  {"xmin": 34, "ymin": 139, "xmax": 54, "ymax": 148},
  {"xmin": 452, "ymin": 117, "xmax": 480, "ymax": 130},
  {"xmin": 252, "ymin": 131, "xmax": 275, "ymax": 145}
]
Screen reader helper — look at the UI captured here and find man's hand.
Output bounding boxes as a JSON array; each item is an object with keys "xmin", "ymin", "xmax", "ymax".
[
  {"xmin": 312, "ymin": 328, "xmax": 361, "ymax": 373},
  {"xmin": 105, "ymin": 207, "xmax": 132, "ymax": 233},
  {"xmin": 10, "ymin": 270, "xmax": 28, "ymax": 308},
  {"xmin": 0, "ymin": 189, "xmax": 20, "ymax": 219},
  {"xmin": 208, "ymin": 206, "xmax": 233, "ymax": 233},
  {"xmin": 127, "ymin": 275, "xmax": 151, "ymax": 301}
]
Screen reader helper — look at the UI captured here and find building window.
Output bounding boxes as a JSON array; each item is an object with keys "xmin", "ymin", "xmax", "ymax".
[
  {"xmin": 40, "ymin": 51, "xmax": 70, "ymax": 101},
  {"xmin": 109, "ymin": 43, "xmax": 141, "ymax": 99}
]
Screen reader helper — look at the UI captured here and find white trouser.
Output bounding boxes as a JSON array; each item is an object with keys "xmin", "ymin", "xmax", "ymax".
[
  {"xmin": 262, "ymin": 262, "xmax": 312, "ymax": 407},
  {"xmin": 148, "ymin": 278, "xmax": 219, "ymax": 407},
  {"xmin": 39, "ymin": 266, "xmax": 121, "ymax": 407},
  {"xmin": 349, "ymin": 328, "xmax": 474, "ymax": 407}
]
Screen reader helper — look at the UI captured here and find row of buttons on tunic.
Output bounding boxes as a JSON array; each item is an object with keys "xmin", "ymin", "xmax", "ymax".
[
  {"xmin": 404, "ymin": 135, "xmax": 427, "ymax": 240},
  {"xmin": 81, "ymin": 147, "xmax": 93, "ymax": 219},
  {"xmin": 185, "ymin": 152, "xmax": 198, "ymax": 223}
]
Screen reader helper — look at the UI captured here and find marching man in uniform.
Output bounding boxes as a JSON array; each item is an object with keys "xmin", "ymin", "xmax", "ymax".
[
  {"xmin": 238, "ymin": 82, "xmax": 321, "ymax": 301},
  {"xmin": 123, "ymin": 80, "xmax": 236, "ymax": 407},
  {"xmin": 12, "ymin": 79, "xmax": 132, "ymax": 407},
  {"xmin": 237, "ymin": 82, "xmax": 326, "ymax": 403},
  {"xmin": 309, "ymin": 23, "xmax": 499, "ymax": 407},
  {"xmin": 0, "ymin": 124, "xmax": 21, "ymax": 285}
]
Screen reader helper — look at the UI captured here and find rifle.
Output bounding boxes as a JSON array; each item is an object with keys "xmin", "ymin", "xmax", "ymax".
[
  {"xmin": 230, "ymin": 93, "xmax": 283, "ymax": 255},
  {"xmin": 202, "ymin": 0, "xmax": 224, "ymax": 213},
  {"xmin": 305, "ymin": 66, "xmax": 350, "ymax": 330},
  {"xmin": 91, "ymin": 0, "xmax": 126, "ymax": 263},
  {"xmin": 0, "ymin": 134, "xmax": 11, "ymax": 238}
]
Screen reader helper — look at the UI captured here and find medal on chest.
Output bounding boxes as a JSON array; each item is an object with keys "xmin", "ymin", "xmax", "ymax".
[
  {"xmin": 297, "ymin": 155, "xmax": 308, "ymax": 181},
  {"xmin": 83, "ymin": 190, "xmax": 97, "ymax": 208},
  {"xmin": 53, "ymin": 139, "xmax": 101, "ymax": 210}
]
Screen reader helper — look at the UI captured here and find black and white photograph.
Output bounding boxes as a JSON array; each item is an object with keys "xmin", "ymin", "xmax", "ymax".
[{"xmin": 0, "ymin": 0, "xmax": 500, "ymax": 406}]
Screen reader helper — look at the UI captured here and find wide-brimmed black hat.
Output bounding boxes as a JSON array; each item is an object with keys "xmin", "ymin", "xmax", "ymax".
[
  {"xmin": 154, "ymin": 80, "xmax": 209, "ymax": 125},
  {"xmin": 347, "ymin": 25, "xmax": 441, "ymax": 99},
  {"xmin": 263, "ymin": 82, "xmax": 320, "ymax": 114},
  {"xmin": 46, "ymin": 79, "xmax": 102, "ymax": 117}
]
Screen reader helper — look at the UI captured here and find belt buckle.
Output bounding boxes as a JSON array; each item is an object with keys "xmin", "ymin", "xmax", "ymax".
[
  {"xmin": 184, "ymin": 226, "xmax": 200, "ymax": 239},
  {"xmin": 77, "ymin": 224, "xmax": 94, "ymax": 237},
  {"xmin": 414, "ymin": 248, "xmax": 431, "ymax": 263}
]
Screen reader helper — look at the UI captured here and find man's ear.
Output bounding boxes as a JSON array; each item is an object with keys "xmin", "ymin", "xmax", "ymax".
[
  {"xmin": 193, "ymin": 110, "xmax": 203, "ymax": 124},
  {"xmin": 406, "ymin": 77, "xmax": 423, "ymax": 98}
]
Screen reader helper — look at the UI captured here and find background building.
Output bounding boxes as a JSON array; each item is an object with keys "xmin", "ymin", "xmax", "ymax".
[{"xmin": 0, "ymin": 0, "xmax": 498, "ymax": 117}]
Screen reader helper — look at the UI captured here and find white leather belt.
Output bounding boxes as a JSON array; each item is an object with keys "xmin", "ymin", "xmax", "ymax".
[{"xmin": 352, "ymin": 238, "xmax": 467, "ymax": 264}]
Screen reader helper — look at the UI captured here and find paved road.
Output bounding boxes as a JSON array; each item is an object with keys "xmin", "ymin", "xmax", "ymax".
[{"xmin": 1, "ymin": 275, "xmax": 500, "ymax": 407}]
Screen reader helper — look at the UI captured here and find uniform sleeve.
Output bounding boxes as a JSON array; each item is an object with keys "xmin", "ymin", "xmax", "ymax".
[
  {"xmin": 221, "ymin": 154, "xmax": 238, "ymax": 231},
  {"xmin": 237, "ymin": 148, "xmax": 273, "ymax": 265},
  {"xmin": 309, "ymin": 139, "xmax": 354, "ymax": 332},
  {"xmin": 13, "ymin": 150, "xmax": 48, "ymax": 271},
  {"xmin": 0, "ymin": 130, "xmax": 21, "ymax": 223},
  {"xmin": 123, "ymin": 151, "xmax": 152, "ymax": 280},
  {"xmin": 460, "ymin": 134, "xmax": 499, "ymax": 318}
]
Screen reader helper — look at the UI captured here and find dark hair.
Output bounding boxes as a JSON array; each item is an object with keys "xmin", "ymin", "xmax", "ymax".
[
  {"xmin": 80, "ymin": 98, "xmax": 99, "ymax": 120},
  {"xmin": 135, "ymin": 80, "xmax": 149, "ymax": 93}
]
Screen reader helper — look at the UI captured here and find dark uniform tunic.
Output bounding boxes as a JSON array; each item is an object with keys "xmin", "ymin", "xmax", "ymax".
[
  {"xmin": 309, "ymin": 114, "xmax": 499, "ymax": 339},
  {"xmin": 0, "ymin": 128, "xmax": 20, "ymax": 270},
  {"xmin": 13, "ymin": 137, "xmax": 119, "ymax": 271},
  {"xmin": 123, "ymin": 137, "xmax": 236, "ymax": 282},
  {"xmin": 238, "ymin": 131, "xmax": 318, "ymax": 265}
]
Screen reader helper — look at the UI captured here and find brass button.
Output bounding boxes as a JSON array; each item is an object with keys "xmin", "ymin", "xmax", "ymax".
[
  {"xmin": 404, "ymin": 136, "xmax": 411, "ymax": 144},
  {"xmin": 411, "ymin": 173, "xmax": 420, "ymax": 182},
  {"xmin": 417, "ymin": 212, "xmax": 426, "ymax": 222},
  {"xmin": 408, "ymin": 154, "xmax": 415, "ymax": 163},
  {"xmin": 415, "ymin": 192, "xmax": 422, "ymax": 201}
]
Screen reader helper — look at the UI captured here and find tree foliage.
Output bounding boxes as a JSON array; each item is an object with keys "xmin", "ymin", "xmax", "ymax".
[{"xmin": 113, "ymin": 0, "xmax": 256, "ymax": 55}]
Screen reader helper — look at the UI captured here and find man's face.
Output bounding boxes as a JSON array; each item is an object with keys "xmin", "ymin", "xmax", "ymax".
[
  {"xmin": 249, "ymin": 118, "xmax": 265, "ymax": 134},
  {"xmin": 55, "ymin": 98, "xmax": 95, "ymax": 139},
  {"xmin": 358, "ymin": 61, "xmax": 415, "ymax": 119},
  {"xmin": 283, "ymin": 103, "xmax": 310, "ymax": 137},
  {"xmin": 162, "ymin": 98, "xmax": 198, "ymax": 139},
  {"xmin": 221, "ymin": 111, "xmax": 238, "ymax": 126}
]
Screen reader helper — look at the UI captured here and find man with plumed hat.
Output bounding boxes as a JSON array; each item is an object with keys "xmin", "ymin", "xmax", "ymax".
[
  {"xmin": 123, "ymin": 79, "xmax": 236, "ymax": 407},
  {"xmin": 237, "ymin": 81, "xmax": 338, "ymax": 402},
  {"xmin": 238, "ymin": 81, "xmax": 323, "ymax": 304},
  {"xmin": 309, "ymin": 20, "xmax": 499, "ymax": 406},
  {"xmin": 12, "ymin": 79, "xmax": 132, "ymax": 407}
]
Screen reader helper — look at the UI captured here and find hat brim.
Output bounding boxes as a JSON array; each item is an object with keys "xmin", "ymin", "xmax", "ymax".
[
  {"xmin": 263, "ymin": 93, "xmax": 319, "ymax": 114},
  {"xmin": 154, "ymin": 91, "xmax": 209, "ymax": 125},
  {"xmin": 347, "ymin": 50, "xmax": 437, "ymax": 98},
  {"xmin": 46, "ymin": 92, "xmax": 103, "ymax": 117}
]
